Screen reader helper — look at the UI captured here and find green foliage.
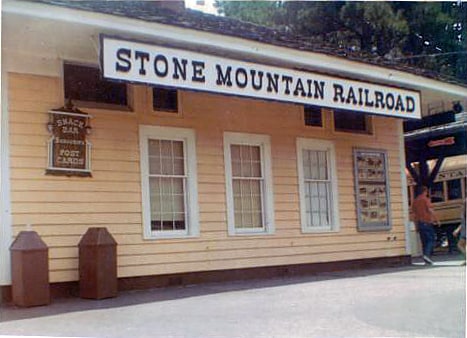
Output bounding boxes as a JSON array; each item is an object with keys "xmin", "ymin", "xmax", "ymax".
[
  {"xmin": 215, "ymin": 1, "xmax": 284, "ymax": 27},
  {"xmin": 215, "ymin": 1, "xmax": 466, "ymax": 83}
]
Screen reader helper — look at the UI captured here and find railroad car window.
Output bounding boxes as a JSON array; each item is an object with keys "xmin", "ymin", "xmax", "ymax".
[
  {"xmin": 430, "ymin": 182, "xmax": 445, "ymax": 203},
  {"xmin": 447, "ymin": 179, "xmax": 462, "ymax": 200}
]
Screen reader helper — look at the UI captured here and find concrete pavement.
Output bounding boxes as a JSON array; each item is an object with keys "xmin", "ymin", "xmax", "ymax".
[{"xmin": 0, "ymin": 256, "xmax": 465, "ymax": 338}]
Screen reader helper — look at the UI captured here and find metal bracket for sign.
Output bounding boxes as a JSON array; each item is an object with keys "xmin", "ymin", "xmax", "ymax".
[{"xmin": 45, "ymin": 102, "xmax": 93, "ymax": 177}]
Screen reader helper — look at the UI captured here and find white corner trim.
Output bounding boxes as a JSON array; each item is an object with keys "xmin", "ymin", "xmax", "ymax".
[
  {"xmin": 223, "ymin": 132, "xmax": 275, "ymax": 236},
  {"xmin": 0, "ymin": 70, "xmax": 12, "ymax": 285},
  {"xmin": 139, "ymin": 125, "xmax": 199, "ymax": 240},
  {"xmin": 398, "ymin": 121, "xmax": 411, "ymax": 255},
  {"xmin": 296, "ymin": 138, "xmax": 340, "ymax": 233}
]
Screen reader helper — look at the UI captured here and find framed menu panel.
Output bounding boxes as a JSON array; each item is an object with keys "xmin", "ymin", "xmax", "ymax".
[
  {"xmin": 46, "ymin": 108, "xmax": 92, "ymax": 177},
  {"xmin": 353, "ymin": 148, "xmax": 391, "ymax": 230}
]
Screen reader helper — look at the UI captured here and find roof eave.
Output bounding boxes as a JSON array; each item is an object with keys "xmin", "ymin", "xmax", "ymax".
[{"xmin": 3, "ymin": 0, "xmax": 467, "ymax": 101}]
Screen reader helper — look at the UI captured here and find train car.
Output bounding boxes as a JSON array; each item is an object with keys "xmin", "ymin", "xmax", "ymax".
[{"xmin": 407, "ymin": 154, "xmax": 466, "ymax": 252}]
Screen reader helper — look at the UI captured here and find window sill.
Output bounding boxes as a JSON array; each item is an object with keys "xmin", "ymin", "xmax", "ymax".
[
  {"xmin": 228, "ymin": 229, "xmax": 275, "ymax": 237},
  {"xmin": 301, "ymin": 227, "xmax": 340, "ymax": 234},
  {"xmin": 71, "ymin": 100, "xmax": 133, "ymax": 112},
  {"xmin": 143, "ymin": 232, "xmax": 199, "ymax": 240},
  {"xmin": 357, "ymin": 225, "xmax": 392, "ymax": 232},
  {"xmin": 151, "ymin": 109, "xmax": 183, "ymax": 118}
]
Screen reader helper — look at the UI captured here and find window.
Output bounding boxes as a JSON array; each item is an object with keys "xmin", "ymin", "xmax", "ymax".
[
  {"xmin": 64, "ymin": 63, "xmax": 128, "ymax": 108},
  {"xmin": 224, "ymin": 132, "xmax": 274, "ymax": 235},
  {"xmin": 430, "ymin": 182, "xmax": 445, "ymax": 203},
  {"xmin": 304, "ymin": 105, "xmax": 323, "ymax": 127},
  {"xmin": 297, "ymin": 138, "xmax": 340, "ymax": 232},
  {"xmin": 153, "ymin": 87, "xmax": 178, "ymax": 112},
  {"xmin": 447, "ymin": 179, "xmax": 462, "ymax": 200},
  {"xmin": 140, "ymin": 126, "xmax": 199, "ymax": 239},
  {"xmin": 334, "ymin": 109, "xmax": 371, "ymax": 134}
]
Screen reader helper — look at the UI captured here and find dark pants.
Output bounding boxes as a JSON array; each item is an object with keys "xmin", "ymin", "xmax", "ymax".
[{"xmin": 418, "ymin": 222, "xmax": 435, "ymax": 257}]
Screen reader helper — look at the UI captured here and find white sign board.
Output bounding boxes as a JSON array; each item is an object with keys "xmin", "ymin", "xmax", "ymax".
[{"xmin": 101, "ymin": 36, "xmax": 421, "ymax": 119}]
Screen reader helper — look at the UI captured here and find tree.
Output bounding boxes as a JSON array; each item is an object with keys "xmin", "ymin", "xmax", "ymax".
[
  {"xmin": 214, "ymin": 1, "xmax": 466, "ymax": 83},
  {"xmin": 393, "ymin": 2, "xmax": 467, "ymax": 80},
  {"xmin": 215, "ymin": 1, "xmax": 284, "ymax": 27},
  {"xmin": 339, "ymin": 2, "xmax": 408, "ymax": 57}
]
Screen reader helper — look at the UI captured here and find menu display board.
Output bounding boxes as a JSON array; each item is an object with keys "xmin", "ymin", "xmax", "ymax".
[
  {"xmin": 46, "ymin": 109, "xmax": 92, "ymax": 177},
  {"xmin": 354, "ymin": 149, "xmax": 391, "ymax": 230}
]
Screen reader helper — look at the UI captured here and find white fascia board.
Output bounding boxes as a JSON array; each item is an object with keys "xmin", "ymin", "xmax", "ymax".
[{"xmin": 3, "ymin": 0, "xmax": 467, "ymax": 98}]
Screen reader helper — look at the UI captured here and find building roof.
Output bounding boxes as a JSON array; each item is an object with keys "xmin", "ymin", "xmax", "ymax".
[{"xmin": 29, "ymin": 0, "xmax": 466, "ymax": 88}]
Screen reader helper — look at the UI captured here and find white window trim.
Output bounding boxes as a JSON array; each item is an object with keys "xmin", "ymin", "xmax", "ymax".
[
  {"xmin": 139, "ymin": 125, "xmax": 199, "ymax": 239},
  {"xmin": 224, "ymin": 132, "xmax": 275, "ymax": 236},
  {"xmin": 297, "ymin": 138, "xmax": 340, "ymax": 233}
]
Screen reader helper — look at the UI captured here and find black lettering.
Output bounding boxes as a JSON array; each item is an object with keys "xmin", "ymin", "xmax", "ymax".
[
  {"xmin": 116, "ymin": 48, "xmax": 131, "ymax": 73},
  {"xmin": 314, "ymin": 81, "xmax": 325, "ymax": 100},
  {"xmin": 250, "ymin": 70, "xmax": 264, "ymax": 90},
  {"xmin": 282, "ymin": 75, "xmax": 293, "ymax": 95},
  {"xmin": 216, "ymin": 65, "xmax": 233, "ymax": 86},
  {"xmin": 306, "ymin": 80, "xmax": 313, "ymax": 98},
  {"xmin": 173, "ymin": 58, "xmax": 187, "ymax": 80},
  {"xmin": 154, "ymin": 54, "xmax": 168, "ymax": 77},
  {"xmin": 266, "ymin": 73, "xmax": 279, "ymax": 93},
  {"xmin": 364, "ymin": 89, "xmax": 374, "ymax": 107},
  {"xmin": 395, "ymin": 95, "xmax": 405, "ymax": 111},
  {"xmin": 345, "ymin": 87, "xmax": 357, "ymax": 104},
  {"xmin": 385, "ymin": 93, "xmax": 395, "ymax": 109},
  {"xmin": 333, "ymin": 84, "xmax": 345, "ymax": 103},
  {"xmin": 358, "ymin": 88, "xmax": 363, "ymax": 105},
  {"xmin": 135, "ymin": 51, "xmax": 150, "ymax": 75},
  {"xmin": 374, "ymin": 91, "xmax": 385, "ymax": 108},
  {"xmin": 406, "ymin": 96, "xmax": 415, "ymax": 113},
  {"xmin": 235, "ymin": 68, "xmax": 248, "ymax": 88},
  {"xmin": 293, "ymin": 78, "xmax": 306, "ymax": 97},
  {"xmin": 191, "ymin": 61, "xmax": 205, "ymax": 82}
]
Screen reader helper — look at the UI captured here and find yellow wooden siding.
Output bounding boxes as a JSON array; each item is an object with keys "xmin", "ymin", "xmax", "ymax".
[{"xmin": 9, "ymin": 73, "xmax": 407, "ymax": 283}]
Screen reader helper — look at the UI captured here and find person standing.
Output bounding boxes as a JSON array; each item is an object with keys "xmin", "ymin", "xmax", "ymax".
[
  {"xmin": 453, "ymin": 203, "xmax": 466, "ymax": 265},
  {"xmin": 412, "ymin": 186, "xmax": 440, "ymax": 265}
]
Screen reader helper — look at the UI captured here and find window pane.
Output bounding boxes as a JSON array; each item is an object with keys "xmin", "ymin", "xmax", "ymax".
[
  {"xmin": 241, "ymin": 145, "xmax": 251, "ymax": 162},
  {"xmin": 304, "ymin": 105, "xmax": 323, "ymax": 127},
  {"xmin": 173, "ymin": 159, "xmax": 185, "ymax": 176},
  {"xmin": 230, "ymin": 142, "xmax": 265, "ymax": 231},
  {"xmin": 64, "ymin": 63, "xmax": 127, "ymax": 106},
  {"xmin": 447, "ymin": 179, "xmax": 462, "ymax": 200},
  {"xmin": 161, "ymin": 140, "xmax": 172, "ymax": 157},
  {"xmin": 148, "ymin": 140, "xmax": 161, "ymax": 156},
  {"xmin": 153, "ymin": 87, "xmax": 178, "ymax": 112},
  {"xmin": 309, "ymin": 151, "xmax": 319, "ymax": 180},
  {"xmin": 172, "ymin": 141, "xmax": 183, "ymax": 157},
  {"xmin": 318, "ymin": 151, "xmax": 328, "ymax": 180},
  {"xmin": 430, "ymin": 182, "xmax": 444, "ymax": 203},
  {"xmin": 302, "ymin": 148, "xmax": 333, "ymax": 228},
  {"xmin": 334, "ymin": 110, "xmax": 369, "ymax": 133},
  {"xmin": 149, "ymin": 171, "xmax": 186, "ymax": 232},
  {"xmin": 233, "ymin": 179, "xmax": 263, "ymax": 229},
  {"xmin": 149, "ymin": 155, "xmax": 161, "ymax": 175}
]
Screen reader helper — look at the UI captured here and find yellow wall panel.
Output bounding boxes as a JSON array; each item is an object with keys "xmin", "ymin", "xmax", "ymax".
[{"xmin": 8, "ymin": 73, "xmax": 407, "ymax": 283}]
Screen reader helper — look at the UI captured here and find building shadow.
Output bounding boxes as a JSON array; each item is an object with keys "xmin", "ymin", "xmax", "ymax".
[{"xmin": 1, "ymin": 254, "xmax": 464, "ymax": 323}]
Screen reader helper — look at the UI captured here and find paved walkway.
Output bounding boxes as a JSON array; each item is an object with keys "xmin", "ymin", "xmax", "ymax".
[{"xmin": 0, "ymin": 256, "xmax": 465, "ymax": 338}]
